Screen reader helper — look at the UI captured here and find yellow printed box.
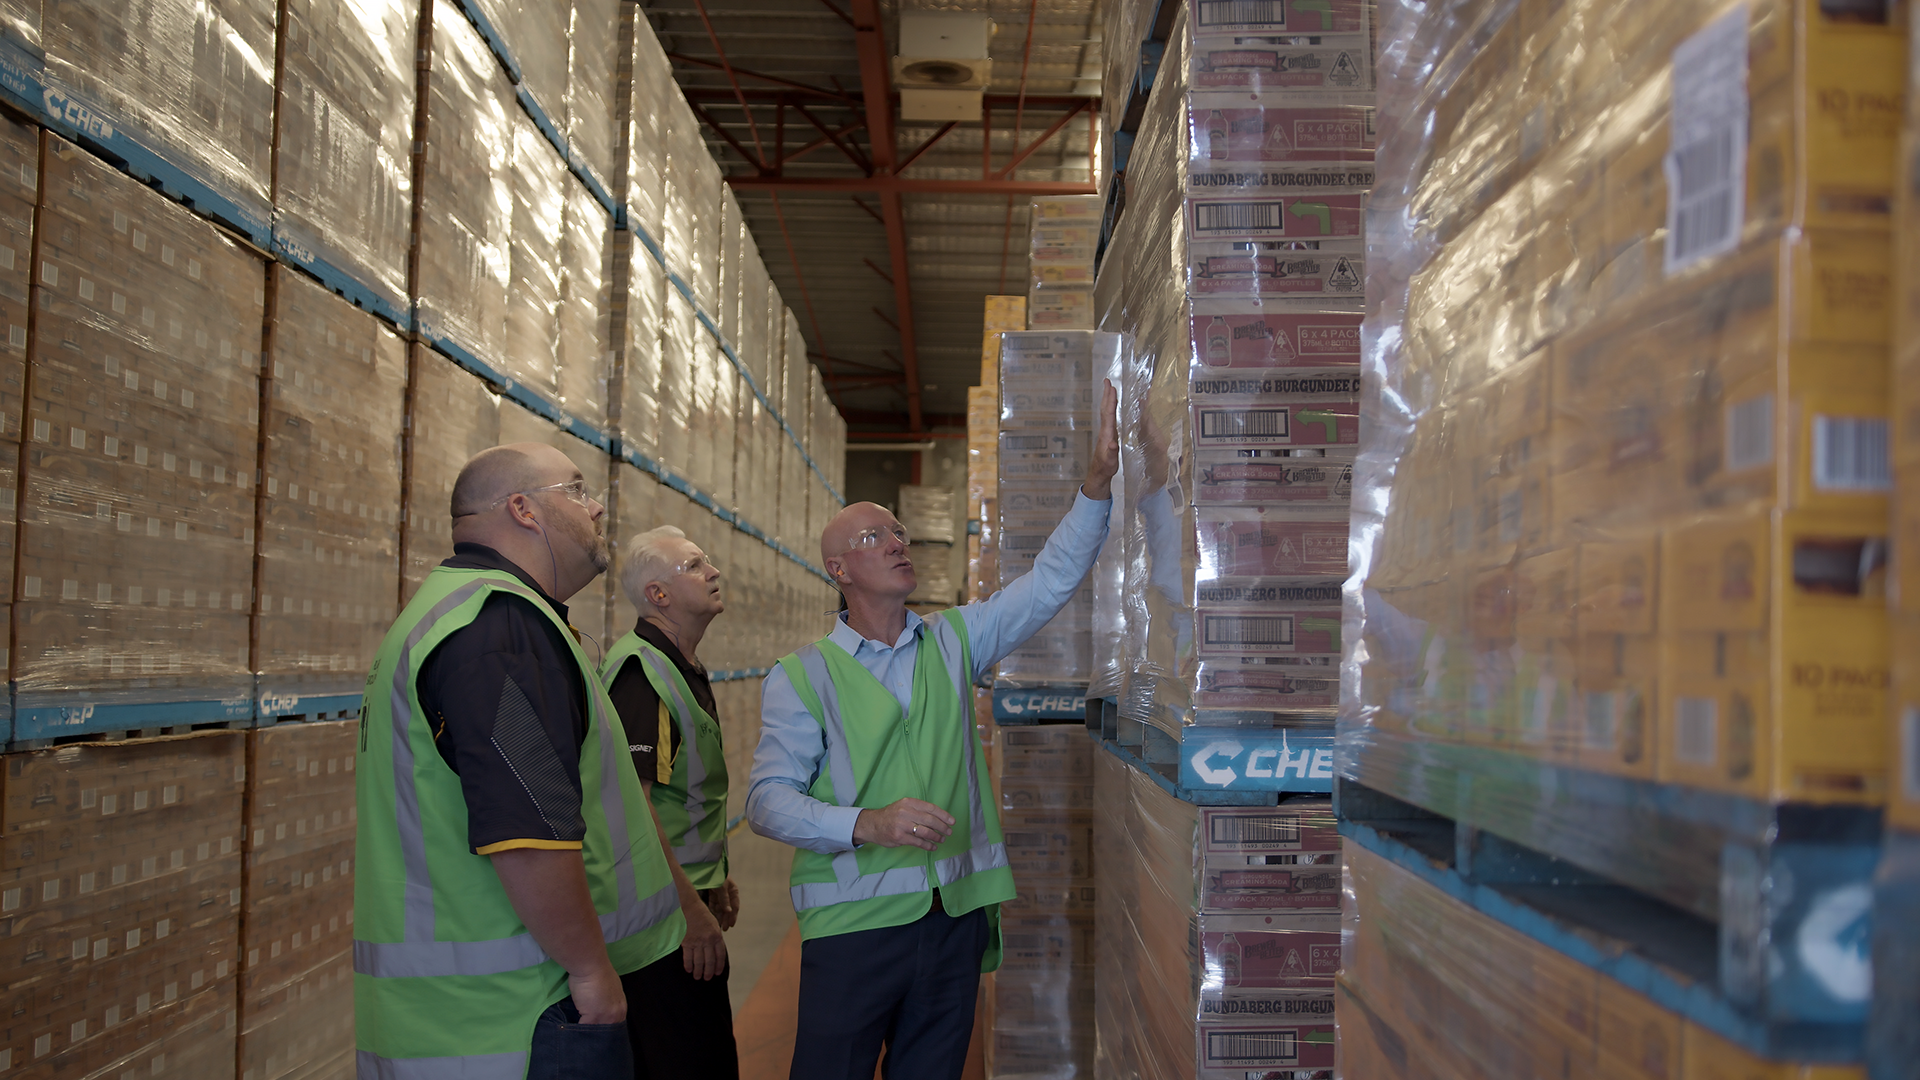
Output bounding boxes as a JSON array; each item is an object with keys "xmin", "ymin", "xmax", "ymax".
[{"xmin": 1657, "ymin": 508, "xmax": 1889, "ymax": 803}]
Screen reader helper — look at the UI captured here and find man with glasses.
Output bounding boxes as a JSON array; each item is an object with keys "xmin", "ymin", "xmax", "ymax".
[
  {"xmin": 747, "ymin": 382, "xmax": 1120, "ymax": 1080},
  {"xmin": 354, "ymin": 443, "xmax": 685, "ymax": 1079},
  {"xmin": 601, "ymin": 525, "xmax": 741, "ymax": 1078}
]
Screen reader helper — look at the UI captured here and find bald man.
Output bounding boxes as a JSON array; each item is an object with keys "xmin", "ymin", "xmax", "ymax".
[
  {"xmin": 747, "ymin": 382, "xmax": 1119, "ymax": 1080},
  {"xmin": 354, "ymin": 443, "xmax": 685, "ymax": 1079}
]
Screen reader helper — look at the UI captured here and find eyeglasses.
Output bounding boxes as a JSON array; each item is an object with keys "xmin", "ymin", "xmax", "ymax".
[
  {"xmin": 844, "ymin": 523, "xmax": 910, "ymax": 552},
  {"xmin": 488, "ymin": 479, "xmax": 595, "ymax": 511},
  {"xmin": 674, "ymin": 554, "xmax": 719, "ymax": 577}
]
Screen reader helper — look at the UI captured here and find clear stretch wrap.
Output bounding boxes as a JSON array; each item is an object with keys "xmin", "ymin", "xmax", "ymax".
[
  {"xmin": 416, "ymin": 0, "xmax": 516, "ymax": 374},
  {"xmin": 41, "ymin": 0, "xmax": 276, "ymax": 233},
  {"xmin": 617, "ymin": 226, "xmax": 665, "ymax": 463},
  {"xmin": 1892, "ymin": 4, "xmax": 1920, "ymax": 835},
  {"xmin": 656, "ymin": 286, "xmax": 697, "ymax": 484},
  {"xmin": 470, "ymin": 0, "xmax": 570, "ymax": 137},
  {"xmin": 780, "ymin": 312, "xmax": 812, "ymax": 549},
  {"xmin": 719, "ymin": 189, "xmax": 744, "ymax": 346},
  {"xmin": 256, "ymin": 269, "xmax": 406, "ymax": 706},
  {"xmin": 1090, "ymin": 338, "xmax": 1129, "ymax": 702},
  {"xmin": 996, "ymin": 331, "xmax": 1119, "ymax": 688},
  {"xmin": 1092, "ymin": 749, "xmax": 1339, "ymax": 1079},
  {"xmin": 567, "ymin": 0, "xmax": 621, "ymax": 189},
  {"xmin": 899, "ymin": 484, "xmax": 958, "ymax": 545},
  {"xmin": 617, "ymin": 6, "xmax": 672, "ymax": 244},
  {"xmin": 1101, "ymin": 0, "xmax": 1149, "ymax": 135},
  {"xmin": 608, "ymin": 459, "xmax": 655, "ymax": 637},
  {"xmin": 1340, "ymin": 841, "xmax": 1857, "ymax": 1080},
  {"xmin": 1346, "ymin": 0, "xmax": 1904, "ymax": 842},
  {"xmin": 20, "ymin": 137, "xmax": 266, "ymax": 709},
  {"xmin": 985, "ymin": 726, "xmax": 1097, "ymax": 1078},
  {"xmin": 557, "ymin": 180, "xmax": 611, "ymax": 432},
  {"xmin": 274, "ymin": 0, "xmax": 417, "ymax": 315},
  {"xmin": 1101, "ymin": 0, "xmax": 1370, "ymax": 733},
  {"xmin": 0, "ymin": 115, "xmax": 37, "ymax": 690},
  {"xmin": 505, "ymin": 113, "xmax": 567, "ymax": 411},
  {"xmin": 0, "ymin": 732, "xmax": 246, "ymax": 1076},
  {"xmin": 399, "ymin": 348, "xmax": 502, "ymax": 602},
  {"xmin": 237, "ymin": 721, "xmax": 358, "ymax": 1080},
  {"xmin": 1028, "ymin": 196, "xmax": 1101, "ymax": 331}
]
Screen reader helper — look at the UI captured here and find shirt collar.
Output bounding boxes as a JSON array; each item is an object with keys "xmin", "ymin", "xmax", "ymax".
[
  {"xmin": 634, "ymin": 617, "xmax": 707, "ymax": 681},
  {"xmin": 829, "ymin": 608, "xmax": 925, "ymax": 656},
  {"xmin": 444, "ymin": 542, "xmax": 569, "ymax": 622}
]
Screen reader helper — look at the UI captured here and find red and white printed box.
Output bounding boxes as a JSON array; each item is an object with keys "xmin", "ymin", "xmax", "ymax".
[
  {"xmin": 1198, "ymin": 1021, "xmax": 1336, "ymax": 1077},
  {"xmin": 1190, "ymin": 306, "xmax": 1362, "ymax": 369},
  {"xmin": 1187, "ymin": 192, "xmax": 1365, "ymax": 243},
  {"xmin": 1190, "ymin": 0, "xmax": 1368, "ymax": 37},
  {"xmin": 1188, "ymin": 452, "xmax": 1354, "ymax": 508},
  {"xmin": 1194, "ymin": 580, "xmax": 1343, "ymax": 658},
  {"xmin": 1188, "ymin": 246, "xmax": 1363, "ymax": 300},
  {"xmin": 1199, "ymin": 914, "xmax": 1341, "ymax": 991},
  {"xmin": 1194, "ymin": 509, "xmax": 1350, "ymax": 580},
  {"xmin": 1191, "ymin": 42, "xmax": 1371, "ymax": 94},
  {"xmin": 1188, "ymin": 102, "xmax": 1375, "ymax": 164},
  {"xmin": 1200, "ymin": 801, "xmax": 1339, "ymax": 859}
]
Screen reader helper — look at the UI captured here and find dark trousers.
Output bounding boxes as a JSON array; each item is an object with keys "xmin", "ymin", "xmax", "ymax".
[
  {"xmin": 622, "ymin": 948, "xmax": 740, "ymax": 1079},
  {"xmin": 790, "ymin": 903, "xmax": 989, "ymax": 1080},
  {"xmin": 528, "ymin": 997, "xmax": 634, "ymax": 1080}
]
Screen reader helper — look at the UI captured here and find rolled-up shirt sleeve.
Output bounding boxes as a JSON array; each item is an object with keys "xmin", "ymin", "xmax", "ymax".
[
  {"xmin": 746, "ymin": 663, "xmax": 865, "ymax": 854},
  {"xmin": 961, "ymin": 489, "xmax": 1113, "ymax": 679}
]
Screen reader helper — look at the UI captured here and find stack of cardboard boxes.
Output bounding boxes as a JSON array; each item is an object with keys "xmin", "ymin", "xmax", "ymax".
[
  {"xmin": 1099, "ymin": 0, "xmax": 1368, "ymax": 737},
  {"xmin": 0, "ymin": 733, "xmax": 245, "ymax": 1077},
  {"xmin": 255, "ymin": 270, "xmax": 407, "ymax": 712},
  {"xmin": 1027, "ymin": 196, "xmax": 1100, "ymax": 331},
  {"xmin": 985, "ymin": 726, "xmax": 1097, "ymax": 1077},
  {"xmin": 1358, "ymin": 0, "xmax": 1905, "ymax": 804},
  {"xmin": 20, "ymin": 135, "xmax": 266, "ymax": 714},
  {"xmin": 236, "ymin": 722, "xmax": 355, "ymax": 1080}
]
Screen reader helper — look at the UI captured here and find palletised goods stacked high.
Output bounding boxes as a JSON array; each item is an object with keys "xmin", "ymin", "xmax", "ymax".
[
  {"xmin": 1349, "ymin": 0, "xmax": 1908, "ymax": 1069},
  {"xmin": 1028, "ymin": 196, "xmax": 1101, "ymax": 331},
  {"xmin": 1354, "ymin": 0, "xmax": 1903, "ymax": 809},
  {"xmin": 1092, "ymin": 750, "xmax": 1341, "ymax": 1079},
  {"xmin": 1100, "ymin": 0, "xmax": 1370, "ymax": 736},
  {"xmin": 995, "ymin": 330, "xmax": 1122, "ymax": 688}
]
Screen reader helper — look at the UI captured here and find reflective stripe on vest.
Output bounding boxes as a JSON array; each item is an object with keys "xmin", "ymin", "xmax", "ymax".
[
  {"xmin": 786, "ymin": 615, "xmax": 1008, "ymax": 912},
  {"xmin": 633, "ymin": 648, "xmax": 725, "ymax": 866},
  {"xmin": 355, "ymin": 1049, "xmax": 528, "ymax": 1080},
  {"xmin": 362, "ymin": 577, "xmax": 677, "ymax": 974}
]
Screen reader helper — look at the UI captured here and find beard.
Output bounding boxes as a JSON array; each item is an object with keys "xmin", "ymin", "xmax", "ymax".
[{"xmin": 555, "ymin": 503, "xmax": 611, "ymax": 576}]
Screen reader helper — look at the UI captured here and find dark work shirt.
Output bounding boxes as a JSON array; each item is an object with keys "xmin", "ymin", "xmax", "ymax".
[
  {"xmin": 606, "ymin": 619, "xmax": 716, "ymax": 786},
  {"xmin": 418, "ymin": 543, "xmax": 590, "ymax": 854}
]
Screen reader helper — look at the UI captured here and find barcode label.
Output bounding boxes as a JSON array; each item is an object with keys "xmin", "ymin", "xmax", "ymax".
[
  {"xmin": 1201, "ymin": 408, "xmax": 1290, "ymax": 439},
  {"xmin": 1002, "ymin": 434, "xmax": 1049, "ymax": 450},
  {"xmin": 1675, "ymin": 697, "xmax": 1717, "ymax": 766},
  {"xmin": 1195, "ymin": 200, "xmax": 1287, "ymax": 233},
  {"xmin": 1903, "ymin": 706, "xmax": 1920, "ymax": 800},
  {"xmin": 1205, "ymin": 1029, "xmax": 1298, "ymax": 1064},
  {"xmin": 1724, "ymin": 394, "xmax": 1773, "ymax": 472},
  {"xmin": 1811, "ymin": 416, "xmax": 1891, "ymax": 491},
  {"xmin": 1209, "ymin": 815, "xmax": 1301, "ymax": 846},
  {"xmin": 1664, "ymin": 7, "xmax": 1748, "ymax": 275},
  {"xmin": 1197, "ymin": 0, "xmax": 1281, "ymax": 28},
  {"xmin": 1205, "ymin": 614, "xmax": 1294, "ymax": 646},
  {"xmin": 1583, "ymin": 692, "xmax": 1616, "ymax": 751},
  {"xmin": 1002, "ymin": 534, "xmax": 1046, "ymax": 552}
]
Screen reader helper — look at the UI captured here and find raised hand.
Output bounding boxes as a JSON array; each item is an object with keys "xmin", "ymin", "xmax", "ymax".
[{"xmin": 1083, "ymin": 378, "xmax": 1119, "ymax": 501}]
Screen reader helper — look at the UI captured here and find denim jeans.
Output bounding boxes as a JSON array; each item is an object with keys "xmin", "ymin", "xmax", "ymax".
[{"xmin": 528, "ymin": 997, "xmax": 635, "ymax": 1080}]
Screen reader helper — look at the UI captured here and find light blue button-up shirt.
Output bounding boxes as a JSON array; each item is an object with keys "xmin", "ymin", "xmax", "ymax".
[{"xmin": 746, "ymin": 490, "xmax": 1112, "ymax": 854}]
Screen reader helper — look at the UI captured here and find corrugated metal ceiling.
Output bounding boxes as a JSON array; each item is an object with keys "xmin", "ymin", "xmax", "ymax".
[{"xmin": 639, "ymin": 0, "xmax": 1102, "ymax": 429}]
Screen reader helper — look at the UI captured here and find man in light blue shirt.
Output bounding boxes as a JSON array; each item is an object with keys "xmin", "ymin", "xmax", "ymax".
[{"xmin": 748, "ymin": 380, "xmax": 1118, "ymax": 1080}]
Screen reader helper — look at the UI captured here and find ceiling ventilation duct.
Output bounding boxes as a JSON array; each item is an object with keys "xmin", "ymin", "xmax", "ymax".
[{"xmin": 894, "ymin": 11, "xmax": 993, "ymax": 122}]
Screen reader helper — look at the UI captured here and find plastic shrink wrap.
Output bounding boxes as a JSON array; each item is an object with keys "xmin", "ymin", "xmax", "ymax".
[
  {"xmin": 21, "ymin": 135, "xmax": 265, "ymax": 714},
  {"xmin": 1099, "ymin": 0, "xmax": 1368, "ymax": 736},
  {"xmin": 0, "ymin": 732, "xmax": 245, "ymax": 1077},
  {"xmin": 1347, "ymin": 0, "xmax": 1904, "ymax": 906},
  {"xmin": 0, "ymin": 116, "xmax": 36, "ymax": 704},
  {"xmin": 1870, "ymin": 13, "xmax": 1920, "ymax": 1079},
  {"xmin": 986, "ymin": 725, "xmax": 1097, "ymax": 1078},
  {"xmin": 1029, "ymin": 196, "xmax": 1101, "ymax": 331},
  {"xmin": 255, "ymin": 268, "xmax": 406, "ymax": 710},
  {"xmin": 238, "ymin": 721, "xmax": 356, "ymax": 1080},
  {"xmin": 996, "ymin": 331, "xmax": 1118, "ymax": 687},
  {"xmin": 40, "ymin": 0, "xmax": 276, "ymax": 237},
  {"xmin": 414, "ymin": 0, "xmax": 516, "ymax": 382},
  {"xmin": 1092, "ymin": 746, "xmax": 1337, "ymax": 1078},
  {"xmin": 566, "ymin": 0, "xmax": 621, "ymax": 191},
  {"xmin": 273, "ymin": 0, "xmax": 416, "ymax": 317},
  {"xmin": 1340, "ymin": 840, "xmax": 1863, "ymax": 1080}
]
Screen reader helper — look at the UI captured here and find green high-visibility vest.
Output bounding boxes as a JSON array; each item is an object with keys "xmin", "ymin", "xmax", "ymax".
[
  {"xmin": 600, "ymin": 632, "xmax": 728, "ymax": 889},
  {"xmin": 777, "ymin": 609, "xmax": 1013, "ymax": 971},
  {"xmin": 353, "ymin": 566, "xmax": 685, "ymax": 1079}
]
